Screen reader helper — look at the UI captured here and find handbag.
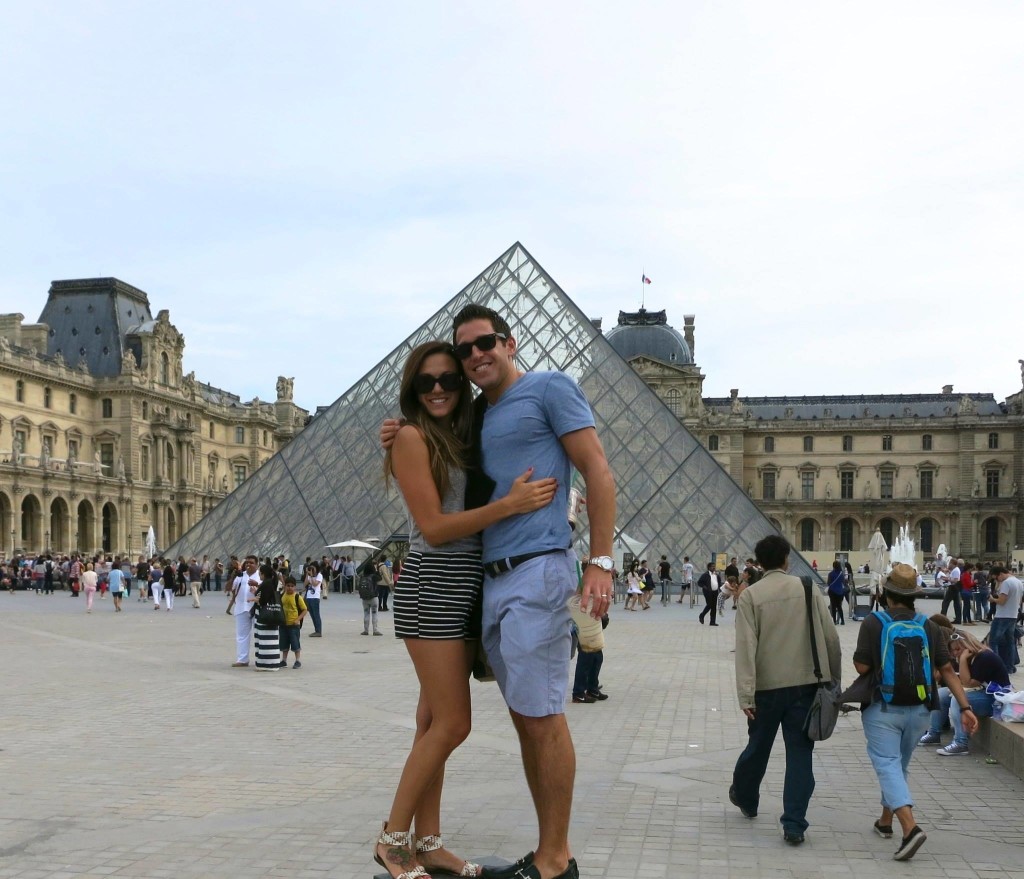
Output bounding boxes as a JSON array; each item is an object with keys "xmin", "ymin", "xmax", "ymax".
[
  {"xmin": 471, "ymin": 639, "xmax": 495, "ymax": 683},
  {"xmin": 801, "ymin": 577, "xmax": 841, "ymax": 741},
  {"xmin": 258, "ymin": 602, "xmax": 285, "ymax": 627}
]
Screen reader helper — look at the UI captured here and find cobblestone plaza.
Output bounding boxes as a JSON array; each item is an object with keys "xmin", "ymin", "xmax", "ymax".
[{"xmin": 3, "ymin": 592, "xmax": 1022, "ymax": 879}]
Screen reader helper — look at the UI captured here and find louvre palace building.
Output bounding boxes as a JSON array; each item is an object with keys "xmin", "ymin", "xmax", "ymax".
[
  {"xmin": 610, "ymin": 307, "xmax": 1023, "ymax": 563},
  {"xmin": 0, "ymin": 278, "xmax": 308, "ymax": 558}
]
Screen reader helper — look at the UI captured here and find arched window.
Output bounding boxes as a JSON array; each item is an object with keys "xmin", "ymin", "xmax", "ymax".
[
  {"xmin": 160, "ymin": 352, "xmax": 170, "ymax": 385},
  {"xmin": 838, "ymin": 519, "xmax": 855, "ymax": 552},
  {"xmin": 764, "ymin": 436, "xmax": 775, "ymax": 453},
  {"xmin": 798, "ymin": 519, "xmax": 816, "ymax": 552},
  {"xmin": 922, "ymin": 434, "xmax": 932, "ymax": 451},
  {"xmin": 918, "ymin": 519, "xmax": 934, "ymax": 554},
  {"xmin": 803, "ymin": 435, "xmax": 813, "ymax": 453},
  {"xmin": 665, "ymin": 388, "xmax": 682, "ymax": 416},
  {"xmin": 983, "ymin": 518, "xmax": 1000, "ymax": 553},
  {"xmin": 708, "ymin": 434, "xmax": 719, "ymax": 451},
  {"xmin": 878, "ymin": 518, "xmax": 897, "ymax": 547}
]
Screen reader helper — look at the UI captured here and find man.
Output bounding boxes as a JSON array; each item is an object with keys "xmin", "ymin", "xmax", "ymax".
[
  {"xmin": 725, "ymin": 556, "xmax": 740, "ymax": 582},
  {"xmin": 853, "ymin": 564, "xmax": 976, "ymax": 860},
  {"xmin": 677, "ymin": 555, "xmax": 694, "ymax": 603},
  {"xmin": 658, "ymin": 555, "xmax": 672, "ymax": 605},
  {"xmin": 342, "ymin": 555, "xmax": 356, "ymax": 593},
  {"xmin": 459, "ymin": 303, "xmax": 614, "ymax": 879},
  {"xmin": 229, "ymin": 555, "xmax": 260, "ymax": 667},
  {"xmin": 200, "ymin": 555, "xmax": 211, "ymax": 592},
  {"xmin": 188, "ymin": 557, "xmax": 202, "ymax": 608},
  {"xmin": 730, "ymin": 535, "xmax": 841, "ymax": 845},
  {"xmin": 697, "ymin": 562, "xmax": 722, "ymax": 625},
  {"xmin": 386, "ymin": 303, "xmax": 613, "ymax": 879},
  {"xmin": 939, "ymin": 558, "xmax": 962, "ymax": 624},
  {"xmin": 989, "ymin": 566, "xmax": 1022, "ymax": 673}
]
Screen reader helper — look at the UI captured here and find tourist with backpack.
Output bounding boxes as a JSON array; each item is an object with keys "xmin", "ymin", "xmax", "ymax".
[{"xmin": 848, "ymin": 563, "xmax": 978, "ymax": 861}]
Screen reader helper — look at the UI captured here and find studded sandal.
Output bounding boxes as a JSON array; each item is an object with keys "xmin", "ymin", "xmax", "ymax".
[
  {"xmin": 375, "ymin": 824, "xmax": 429, "ymax": 879},
  {"xmin": 415, "ymin": 834, "xmax": 482, "ymax": 877}
]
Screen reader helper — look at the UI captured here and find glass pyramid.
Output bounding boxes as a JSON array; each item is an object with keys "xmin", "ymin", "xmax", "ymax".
[{"xmin": 167, "ymin": 243, "xmax": 815, "ymax": 579}]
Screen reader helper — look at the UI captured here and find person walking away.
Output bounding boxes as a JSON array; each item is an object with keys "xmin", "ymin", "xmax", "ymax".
[
  {"xmin": 42, "ymin": 555, "xmax": 55, "ymax": 595},
  {"xmin": 698, "ymin": 562, "xmax": 721, "ymax": 625},
  {"xmin": 161, "ymin": 559, "xmax": 176, "ymax": 611},
  {"xmin": 958, "ymin": 560, "xmax": 974, "ymax": 624},
  {"xmin": 188, "ymin": 557, "xmax": 202, "ymax": 608},
  {"xmin": 107, "ymin": 562, "xmax": 125, "ymax": 612},
  {"xmin": 658, "ymin": 555, "xmax": 672, "ymax": 605},
  {"xmin": 988, "ymin": 566, "xmax": 1022, "ymax": 673},
  {"xmin": 358, "ymin": 567, "xmax": 382, "ymax": 635},
  {"xmin": 730, "ymin": 535, "xmax": 841, "ymax": 845},
  {"xmin": 304, "ymin": 563, "xmax": 324, "ymax": 636},
  {"xmin": 279, "ymin": 577, "xmax": 307, "ymax": 668},
  {"xmin": 81, "ymin": 562, "xmax": 98, "ymax": 612},
  {"xmin": 939, "ymin": 559, "xmax": 962, "ymax": 624},
  {"xmin": 847, "ymin": 563, "xmax": 977, "ymax": 860},
  {"xmin": 827, "ymin": 561, "xmax": 846, "ymax": 625},
  {"xmin": 677, "ymin": 555, "xmax": 694, "ymax": 603}
]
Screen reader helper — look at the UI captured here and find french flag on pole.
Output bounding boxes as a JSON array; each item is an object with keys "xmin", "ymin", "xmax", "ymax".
[{"xmin": 641, "ymin": 274, "xmax": 652, "ymax": 284}]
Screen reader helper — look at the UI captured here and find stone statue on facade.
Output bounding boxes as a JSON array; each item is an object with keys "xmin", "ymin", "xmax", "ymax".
[
  {"xmin": 864, "ymin": 480, "xmax": 872, "ymax": 499},
  {"xmin": 945, "ymin": 483, "xmax": 952, "ymax": 498},
  {"xmin": 276, "ymin": 376, "xmax": 294, "ymax": 402},
  {"xmin": 121, "ymin": 349, "xmax": 136, "ymax": 374},
  {"xmin": 221, "ymin": 474, "xmax": 228, "ymax": 492},
  {"xmin": 905, "ymin": 482, "xmax": 912, "ymax": 498},
  {"xmin": 746, "ymin": 482, "xmax": 753, "ymax": 497},
  {"xmin": 958, "ymin": 395, "xmax": 976, "ymax": 415},
  {"xmin": 785, "ymin": 482, "xmax": 793, "ymax": 499},
  {"xmin": 117, "ymin": 457, "xmax": 126, "ymax": 480},
  {"xmin": 973, "ymin": 480, "xmax": 980, "ymax": 497},
  {"xmin": 825, "ymin": 482, "xmax": 832, "ymax": 500}
]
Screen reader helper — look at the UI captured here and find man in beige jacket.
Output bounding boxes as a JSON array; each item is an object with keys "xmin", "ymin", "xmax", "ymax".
[{"xmin": 730, "ymin": 535, "xmax": 841, "ymax": 845}]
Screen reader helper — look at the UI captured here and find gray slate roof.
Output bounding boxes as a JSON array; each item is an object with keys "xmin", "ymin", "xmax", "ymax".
[
  {"xmin": 703, "ymin": 393, "xmax": 1004, "ymax": 420},
  {"xmin": 38, "ymin": 278, "xmax": 153, "ymax": 377}
]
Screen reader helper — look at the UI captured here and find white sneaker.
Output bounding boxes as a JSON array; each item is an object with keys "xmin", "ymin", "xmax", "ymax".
[{"xmin": 936, "ymin": 742, "xmax": 969, "ymax": 756}]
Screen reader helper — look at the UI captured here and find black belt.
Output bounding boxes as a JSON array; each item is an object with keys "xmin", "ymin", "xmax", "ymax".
[{"xmin": 483, "ymin": 548, "xmax": 565, "ymax": 578}]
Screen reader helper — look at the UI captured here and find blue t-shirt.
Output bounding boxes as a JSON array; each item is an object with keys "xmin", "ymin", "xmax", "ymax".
[
  {"xmin": 107, "ymin": 568, "xmax": 124, "ymax": 592},
  {"xmin": 480, "ymin": 372, "xmax": 595, "ymax": 562}
]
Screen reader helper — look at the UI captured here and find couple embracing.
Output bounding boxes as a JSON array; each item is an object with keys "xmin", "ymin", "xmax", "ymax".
[{"xmin": 376, "ymin": 304, "xmax": 616, "ymax": 879}]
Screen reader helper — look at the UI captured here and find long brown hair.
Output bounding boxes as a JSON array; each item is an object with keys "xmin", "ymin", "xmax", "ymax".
[{"xmin": 384, "ymin": 340, "xmax": 474, "ymax": 499}]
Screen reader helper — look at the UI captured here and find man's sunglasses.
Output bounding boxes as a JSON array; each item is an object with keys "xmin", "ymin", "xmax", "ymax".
[
  {"xmin": 412, "ymin": 372, "xmax": 463, "ymax": 395},
  {"xmin": 452, "ymin": 332, "xmax": 507, "ymax": 361}
]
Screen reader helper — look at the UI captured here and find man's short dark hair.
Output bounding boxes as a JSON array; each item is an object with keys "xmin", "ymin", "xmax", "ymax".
[
  {"xmin": 754, "ymin": 535, "xmax": 790, "ymax": 570},
  {"xmin": 887, "ymin": 592, "xmax": 916, "ymax": 610},
  {"xmin": 453, "ymin": 303, "xmax": 512, "ymax": 341},
  {"xmin": 989, "ymin": 565, "xmax": 1009, "ymax": 577}
]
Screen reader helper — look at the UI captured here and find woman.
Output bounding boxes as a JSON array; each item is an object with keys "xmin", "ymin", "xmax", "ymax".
[
  {"xmin": 253, "ymin": 568, "xmax": 282, "ymax": 671},
  {"xmin": 303, "ymin": 563, "xmax": 324, "ymax": 637},
  {"xmin": 920, "ymin": 628, "xmax": 1010, "ymax": 755},
  {"xmin": 375, "ymin": 340, "xmax": 557, "ymax": 879},
  {"xmin": 81, "ymin": 562, "xmax": 98, "ymax": 613},
  {"xmin": 827, "ymin": 560, "xmax": 846, "ymax": 625},
  {"xmin": 623, "ymin": 563, "xmax": 642, "ymax": 611}
]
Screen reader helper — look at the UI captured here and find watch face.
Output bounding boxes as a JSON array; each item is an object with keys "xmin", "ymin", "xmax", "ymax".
[{"xmin": 592, "ymin": 556, "xmax": 613, "ymax": 571}]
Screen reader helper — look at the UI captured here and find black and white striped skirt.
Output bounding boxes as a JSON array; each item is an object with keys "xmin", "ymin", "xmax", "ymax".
[
  {"xmin": 393, "ymin": 551, "xmax": 483, "ymax": 640},
  {"xmin": 254, "ymin": 619, "xmax": 281, "ymax": 670}
]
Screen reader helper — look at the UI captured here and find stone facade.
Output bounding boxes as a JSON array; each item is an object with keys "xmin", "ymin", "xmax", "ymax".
[
  {"xmin": 618, "ymin": 311, "xmax": 1023, "ymax": 562},
  {"xmin": 0, "ymin": 278, "xmax": 307, "ymax": 557}
]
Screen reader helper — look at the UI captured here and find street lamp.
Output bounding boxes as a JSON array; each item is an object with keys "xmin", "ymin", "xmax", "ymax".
[
  {"xmin": 45, "ymin": 530, "xmax": 50, "ymax": 554},
  {"xmin": 75, "ymin": 530, "xmax": 79, "ymax": 555},
  {"xmin": 10, "ymin": 528, "xmax": 15, "ymax": 555}
]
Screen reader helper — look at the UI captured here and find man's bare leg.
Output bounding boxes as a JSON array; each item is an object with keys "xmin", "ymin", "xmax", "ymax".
[{"xmin": 510, "ymin": 710, "xmax": 574, "ymax": 878}]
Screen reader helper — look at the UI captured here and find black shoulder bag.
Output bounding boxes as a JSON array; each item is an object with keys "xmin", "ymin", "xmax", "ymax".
[{"xmin": 802, "ymin": 576, "xmax": 842, "ymax": 741}]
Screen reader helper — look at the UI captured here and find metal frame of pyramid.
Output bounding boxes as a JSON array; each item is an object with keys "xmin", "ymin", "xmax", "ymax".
[{"xmin": 167, "ymin": 242, "xmax": 816, "ymax": 579}]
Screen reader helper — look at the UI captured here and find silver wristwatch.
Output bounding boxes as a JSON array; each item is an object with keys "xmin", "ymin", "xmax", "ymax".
[{"xmin": 588, "ymin": 556, "xmax": 614, "ymax": 572}]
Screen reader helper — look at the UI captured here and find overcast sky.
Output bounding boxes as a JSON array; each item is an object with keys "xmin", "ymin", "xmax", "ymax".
[{"xmin": 2, "ymin": 2, "xmax": 1022, "ymax": 413}]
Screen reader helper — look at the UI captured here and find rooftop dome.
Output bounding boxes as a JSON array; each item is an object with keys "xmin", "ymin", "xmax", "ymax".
[{"xmin": 605, "ymin": 308, "xmax": 692, "ymax": 365}]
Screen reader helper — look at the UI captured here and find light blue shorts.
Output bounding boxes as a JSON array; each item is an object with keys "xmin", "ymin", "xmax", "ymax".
[{"xmin": 481, "ymin": 549, "xmax": 577, "ymax": 717}]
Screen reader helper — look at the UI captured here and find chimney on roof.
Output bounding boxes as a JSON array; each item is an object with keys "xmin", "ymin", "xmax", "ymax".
[
  {"xmin": 942, "ymin": 384, "xmax": 953, "ymax": 395},
  {"xmin": 730, "ymin": 388, "xmax": 739, "ymax": 401}
]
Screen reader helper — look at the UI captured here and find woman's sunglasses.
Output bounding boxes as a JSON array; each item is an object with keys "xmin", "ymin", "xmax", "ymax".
[
  {"xmin": 412, "ymin": 372, "xmax": 463, "ymax": 395},
  {"xmin": 452, "ymin": 332, "xmax": 507, "ymax": 361}
]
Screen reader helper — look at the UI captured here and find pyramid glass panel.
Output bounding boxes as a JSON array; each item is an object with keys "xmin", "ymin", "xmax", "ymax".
[{"xmin": 167, "ymin": 243, "xmax": 816, "ymax": 579}]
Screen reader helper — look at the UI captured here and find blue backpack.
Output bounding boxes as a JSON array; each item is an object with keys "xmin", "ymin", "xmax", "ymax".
[{"xmin": 872, "ymin": 610, "xmax": 932, "ymax": 705}]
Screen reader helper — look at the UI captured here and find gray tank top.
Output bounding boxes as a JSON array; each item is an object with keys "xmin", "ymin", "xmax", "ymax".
[{"xmin": 406, "ymin": 467, "xmax": 482, "ymax": 554}]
